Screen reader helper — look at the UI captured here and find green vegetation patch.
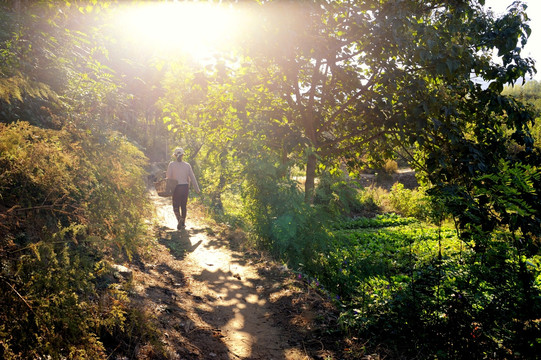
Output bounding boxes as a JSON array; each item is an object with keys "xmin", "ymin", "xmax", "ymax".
[
  {"xmin": 0, "ymin": 122, "xmax": 155, "ymax": 359},
  {"xmin": 331, "ymin": 213, "xmax": 419, "ymax": 230},
  {"xmin": 306, "ymin": 215, "xmax": 541, "ymax": 358},
  {"xmin": 318, "ymin": 219, "xmax": 463, "ymax": 301}
]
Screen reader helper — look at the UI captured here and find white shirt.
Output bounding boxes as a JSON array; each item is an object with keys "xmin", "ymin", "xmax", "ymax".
[{"xmin": 166, "ymin": 161, "xmax": 200, "ymax": 193}]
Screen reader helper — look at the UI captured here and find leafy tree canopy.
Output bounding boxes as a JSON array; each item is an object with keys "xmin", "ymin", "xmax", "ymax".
[{"xmin": 161, "ymin": 0, "xmax": 539, "ymax": 244}]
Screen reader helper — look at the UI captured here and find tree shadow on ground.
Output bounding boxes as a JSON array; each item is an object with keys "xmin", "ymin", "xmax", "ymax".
[
  {"xmin": 190, "ymin": 267, "xmax": 290, "ymax": 359},
  {"xmin": 128, "ymin": 227, "xmax": 235, "ymax": 359},
  {"xmin": 254, "ymin": 265, "xmax": 371, "ymax": 359},
  {"xmin": 144, "ymin": 195, "xmax": 318, "ymax": 358},
  {"xmin": 157, "ymin": 226, "xmax": 203, "ymax": 260},
  {"xmin": 202, "ymin": 236, "xmax": 249, "ymax": 267}
]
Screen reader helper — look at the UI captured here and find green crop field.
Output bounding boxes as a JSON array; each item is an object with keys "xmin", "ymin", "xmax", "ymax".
[{"xmin": 299, "ymin": 214, "xmax": 541, "ymax": 358}]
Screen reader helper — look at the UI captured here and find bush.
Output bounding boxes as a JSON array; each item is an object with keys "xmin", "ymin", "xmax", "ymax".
[
  {"xmin": 241, "ymin": 156, "xmax": 328, "ymax": 267},
  {"xmin": 0, "ymin": 122, "xmax": 152, "ymax": 359},
  {"xmin": 358, "ymin": 185, "xmax": 388, "ymax": 213},
  {"xmin": 314, "ymin": 171, "xmax": 365, "ymax": 218},
  {"xmin": 78, "ymin": 130, "xmax": 151, "ymax": 260},
  {"xmin": 383, "ymin": 159, "xmax": 398, "ymax": 174},
  {"xmin": 388, "ymin": 182, "xmax": 431, "ymax": 220}
]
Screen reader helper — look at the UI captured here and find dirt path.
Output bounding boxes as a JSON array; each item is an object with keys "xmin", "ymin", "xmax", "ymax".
[{"xmin": 124, "ymin": 193, "xmax": 340, "ymax": 359}]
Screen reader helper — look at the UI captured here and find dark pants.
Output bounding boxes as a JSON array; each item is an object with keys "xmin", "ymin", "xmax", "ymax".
[{"xmin": 172, "ymin": 184, "xmax": 189, "ymax": 223}]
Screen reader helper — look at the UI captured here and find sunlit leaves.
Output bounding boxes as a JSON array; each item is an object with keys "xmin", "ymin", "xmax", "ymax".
[
  {"xmin": 0, "ymin": 73, "xmax": 56, "ymax": 104},
  {"xmin": 0, "ymin": 121, "xmax": 151, "ymax": 357}
]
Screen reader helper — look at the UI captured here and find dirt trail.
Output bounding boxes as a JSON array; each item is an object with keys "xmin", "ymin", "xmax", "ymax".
[{"xmin": 125, "ymin": 192, "xmax": 334, "ymax": 359}]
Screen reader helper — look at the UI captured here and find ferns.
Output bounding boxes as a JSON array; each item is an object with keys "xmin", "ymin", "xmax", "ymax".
[
  {"xmin": 0, "ymin": 73, "xmax": 57, "ymax": 104},
  {"xmin": 0, "ymin": 122, "xmax": 151, "ymax": 359}
]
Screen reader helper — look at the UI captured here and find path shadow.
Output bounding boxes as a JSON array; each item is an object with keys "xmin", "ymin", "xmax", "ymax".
[
  {"xmin": 140, "ymin": 271, "xmax": 233, "ymax": 359},
  {"xmin": 157, "ymin": 226, "xmax": 203, "ymax": 261},
  {"xmin": 130, "ymin": 237, "xmax": 234, "ymax": 358},
  {"xmin": 190, "ymin": 267, "xmax": 289, "ymax": 359},
  {"xmin": 255, "ymin": 270, "xmax": 343, "ymax": 358},
  {"xmin": 149, "ymin": 194, "xmax": 301, "ymax": 358},
  {"xmin": 202, "ymin": 237, "xmax": 249, "ymax": 267}
]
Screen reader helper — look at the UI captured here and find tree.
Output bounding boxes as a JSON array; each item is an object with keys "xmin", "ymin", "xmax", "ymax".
[
  {"xmin": 183, "ymin": 0, "xmax": 533, "ymax": 207},
  {"xmin": 159, "ymin": 0, "xmax": 538, "ymax": 248}
]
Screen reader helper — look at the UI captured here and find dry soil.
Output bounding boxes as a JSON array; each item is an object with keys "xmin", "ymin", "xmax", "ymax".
[{"xmin": 121, "ymin": 192, "xmax": 348, "ymax": 360}]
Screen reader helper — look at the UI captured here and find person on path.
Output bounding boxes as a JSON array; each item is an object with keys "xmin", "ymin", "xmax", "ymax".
[{"xmin": 166, "ymin": 147, "xmax": 200, "ymax": 229}]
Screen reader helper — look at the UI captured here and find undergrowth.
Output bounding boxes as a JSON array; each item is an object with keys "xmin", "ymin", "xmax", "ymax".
[
  {"xmin": 0, "ymin": 122, "xmax": 157, "ymax": 359},
  {"xmin": 215, "ymin": 163, "xmax": 541, "ymax": 359},
  {"xmin": 307, "ymin": 216, "xmax": 541, "ymax": 359}
]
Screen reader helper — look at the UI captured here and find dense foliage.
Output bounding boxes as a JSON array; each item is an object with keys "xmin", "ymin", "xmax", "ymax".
[
  {"xmin": 0, "ymin": 1, "xmax": 158, "ymax": 358},
  {"xmin": 309, "ymin": 215, "xmax": 541, "ymax": 358},
  {"xmin": 503, "ymin": 80, "xmax": 541, "ymax": 112},
  {"xmin": 503, "ymin": 79, "xmax": 541, "ymax": 147},
  {"xmin": 163, "ymin": 0, "xmax": 538, "ymax": 202},
  {"xmin": 157, "ymin": 0, "xmax": 541, "ymax": 357},
  {"xmin": 0, "ymin": 122, "xmax": 153, "ymax": 359},
  {"xmin": 1, "ymin": 0, "xmax": 540, "ymax": 358}
]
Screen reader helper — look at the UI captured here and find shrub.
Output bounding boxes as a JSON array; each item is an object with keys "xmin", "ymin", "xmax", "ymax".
[
  {"xmin": 383, "ymin": 159, "xmax": 398, "ymax": 174},
  {"xmin": 241, "ymin": 156, "xmax": 328, "ymax": 267},
  {"xmin": 77, "ymin": 130, "xmax": 151, "ymax": 260},
  {"xmin": 314, "ymin": 171, "xmax": 365, "ymax": 218},
  {"xmin": 0, "ymin": 122, "xmax": 152, "ymax": 359},
  {"xmin": 358, "ymin": 185, "xmax": 389, "ymax": 213},
  {"xmin": 388, "ymin": 182, "xmax": 431, "ymax": 220}
]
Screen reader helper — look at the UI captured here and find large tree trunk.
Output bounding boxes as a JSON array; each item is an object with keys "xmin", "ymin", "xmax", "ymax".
[{"xmin": 305, "ymin": 152, "xmax": 316, "ymax": 204}]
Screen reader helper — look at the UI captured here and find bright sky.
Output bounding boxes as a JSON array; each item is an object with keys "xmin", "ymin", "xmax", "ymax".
[
  {"xmin": 113, "ymin": 1, "xmax": 540, "ymax": 81},
  {"xmin": 113, "ymin": 2, "xmax": 243, "ymax": 62},
  {"xmin": 484, "ymin": 0, "xmax": 541, "ymax": 81}
]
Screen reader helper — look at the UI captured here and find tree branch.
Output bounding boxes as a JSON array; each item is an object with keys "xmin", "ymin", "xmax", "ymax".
[
  {"xmin": 321, "ymin": 69, "xmax": 380, "ymax": 133},
  {"xmin": 318, "ymin": 129, "xmax": 387, "ymax": 157},
  {"xmin": 0, "ymin": 275, "xmax": 52, "ymax": 335}
]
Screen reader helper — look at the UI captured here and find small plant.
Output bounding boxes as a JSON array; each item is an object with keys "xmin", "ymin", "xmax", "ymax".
[
  {"xmin": 383, "ymin": 159, "xmax": 398, "ymax": 174},
  {"xmin": 388, "ymin": 183, "xmax": 430, "ymax": 220}
]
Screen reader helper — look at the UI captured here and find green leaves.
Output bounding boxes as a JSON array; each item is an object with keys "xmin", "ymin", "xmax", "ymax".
[
  {"xmin": 0, "ymin": 121, "xmax": 151, "ymax": 358},
  {"xmin": 310, "ymin": 208, "xmax": 541, "ymax": 358},
  {"xmin": 473, "ymin": 160, "xmax": 540, "ymax": 235},
  {"xmin": 0, "ymin": 74, "xmax": 56, "ymax": 104}
]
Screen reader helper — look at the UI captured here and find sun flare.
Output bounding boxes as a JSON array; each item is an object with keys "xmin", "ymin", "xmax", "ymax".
[{"xmin": 114, "ymin": 2, "xmax": 242, "ymax": 60}]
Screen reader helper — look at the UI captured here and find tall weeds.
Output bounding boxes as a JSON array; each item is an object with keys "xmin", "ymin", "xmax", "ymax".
[
  {"xmin": 0, "ymin": 122, "xmax": 152, "ymax": 359},
  {"xmin": 241, "ymin": 156, "xmax": 328, "ymax": 267}
]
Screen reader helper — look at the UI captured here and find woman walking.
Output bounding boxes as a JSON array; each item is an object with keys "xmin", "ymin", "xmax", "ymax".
[{"xmin": 166, "ymin": 147, "xmax": 200, "ymax": 229}]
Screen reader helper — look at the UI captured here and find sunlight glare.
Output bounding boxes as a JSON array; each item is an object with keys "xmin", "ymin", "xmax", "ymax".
[{"xmin": 115, "ymin": 2, "xmax": 241, "ymax": 61}]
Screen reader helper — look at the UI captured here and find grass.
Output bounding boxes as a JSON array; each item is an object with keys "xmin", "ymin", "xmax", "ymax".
[
  {"xmin": 211, "ymin": 172, "xmax": 541, "ymax": 358},
  {"xmin": 299, "ymin": 212, "xmax": 541, "ymax": 358}
]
